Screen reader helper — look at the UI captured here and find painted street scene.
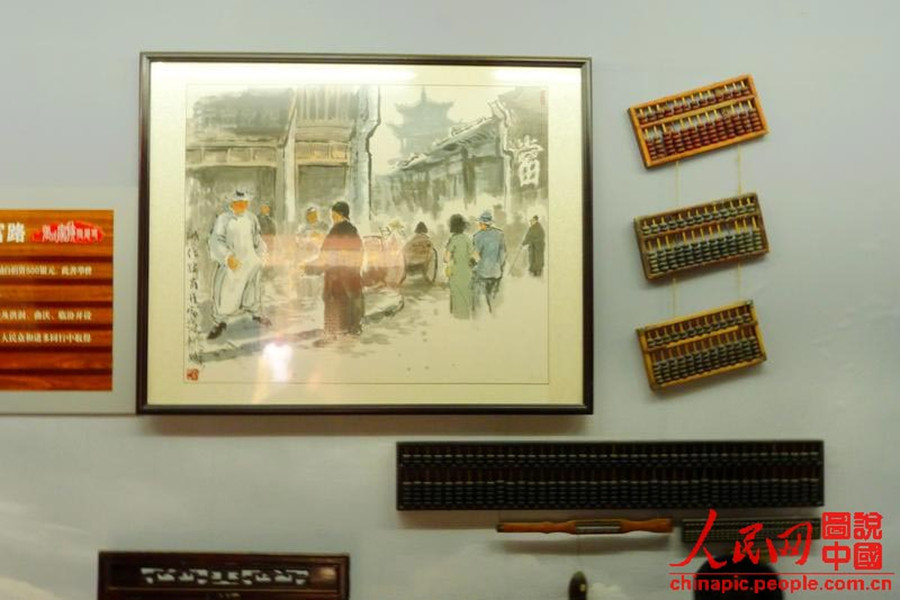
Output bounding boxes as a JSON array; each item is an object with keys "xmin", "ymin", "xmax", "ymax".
[{"xmin": 182, "ymin": 83, "xmax": 551, "ymax": 385}]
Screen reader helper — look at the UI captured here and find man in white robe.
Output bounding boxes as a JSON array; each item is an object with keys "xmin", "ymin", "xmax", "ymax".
[{"xmin": 207, "ymin": 191, "xmax": 270, "ymax": 340}]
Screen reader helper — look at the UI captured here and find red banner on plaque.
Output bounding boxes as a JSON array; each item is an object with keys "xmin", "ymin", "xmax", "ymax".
[{"xmin": 0, "ymin": 210, "xmax": 113, "ymax": 390}]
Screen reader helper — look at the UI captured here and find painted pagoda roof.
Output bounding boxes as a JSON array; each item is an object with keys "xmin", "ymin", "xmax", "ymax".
[{"xmin": 394, "ymin": 88, "xmax": 454, "ymax": 117}]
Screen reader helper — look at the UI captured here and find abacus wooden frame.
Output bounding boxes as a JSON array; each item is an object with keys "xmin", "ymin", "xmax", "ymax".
[
  {"xmin": 628, "ymin": 74, "xmax": 769, "ymax": 168},
  {"xmin": 633, "ymin": 192, "xmax": 770, "ymax": 280},
  {"xmin": 137, "ymin": 52, "xmax": 594, "ymax": 415},
  {"xmin": 636, "ymin": 300, "xmax": 767, "ymax": 390}
]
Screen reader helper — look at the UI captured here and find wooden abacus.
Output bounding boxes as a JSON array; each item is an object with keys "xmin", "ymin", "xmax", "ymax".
[
  {"xmin": 396, "ymin": 440, "xmax": 824, "ymax": 511},
  {"xmin": 637, "ymin": 301, "xmax": 766, "ymax": 390},
  {"xmin": 629, "ymin": 75, "xmax": 768, "ymax": 168},
  {"xmin": 634, "ymin": 192, "xmax": 769, "ymax": 280}
]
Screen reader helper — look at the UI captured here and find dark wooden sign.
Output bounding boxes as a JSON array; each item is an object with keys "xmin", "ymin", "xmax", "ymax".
[
  {"xmin": 0, "ymin": 210, "xmax": 113, "ymax": 390},
  {"xmin": 98, "ymin": 552, "xmax": 349, "ymax": 600}
]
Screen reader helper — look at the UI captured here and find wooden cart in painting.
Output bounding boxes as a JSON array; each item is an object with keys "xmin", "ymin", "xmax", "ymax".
[
  {"xmin": 361, "ymin": 232, "xmax": 438, "ymax": 287},
  {"xmin": 401, "ymin": 232, "xmax": 438, "ymax": 285}
]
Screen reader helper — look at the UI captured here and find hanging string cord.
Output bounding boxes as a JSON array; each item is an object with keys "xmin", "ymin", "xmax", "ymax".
[
  {"xmin": 675, "ymin": 160, "xmax": 681, "ymax": 206},
  {"xmin": 736, "ymin": 149, "xmax": 744, "ymax": 299},
  {"xmin": 671, "ymin": 276, "xmax": 679, "ymax": 316},
  {"xmin": 671, "ymin": 161, "xmax": 680, "ymax": 315}
]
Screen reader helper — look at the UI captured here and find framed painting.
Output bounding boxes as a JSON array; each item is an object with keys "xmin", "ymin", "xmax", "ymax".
[{"xmin": 137, "ymin": 52, "xmax": 593, "ymax": 414}]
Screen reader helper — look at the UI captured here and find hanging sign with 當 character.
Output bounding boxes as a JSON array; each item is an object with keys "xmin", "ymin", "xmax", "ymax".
[{"xmin": 0, "ymin": 210, "xmax": 113, "ymax": 390}]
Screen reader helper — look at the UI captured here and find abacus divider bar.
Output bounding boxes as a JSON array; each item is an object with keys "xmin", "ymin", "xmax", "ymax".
[
  {"xmin": 639, "ymin": 301, "xmax": 755, "ymax": 336},
  {"xmin": 638, "ymin": 96, "xmax": 758, "ymax": 129},
  {"xmin": 630, "ymin": 75, "xmax": 755, "ymax": 122},
  {"xmin": 635, "ymin": 193, "xmax": 758, "ymax": 231},
  {"xmin": 639, "ymin": 209, "xmax": 762, "ymax": 243}
]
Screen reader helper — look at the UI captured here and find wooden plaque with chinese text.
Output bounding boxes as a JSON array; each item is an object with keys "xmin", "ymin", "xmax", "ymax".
[
  {"xmin": 98, "ymin": 552, "xmax": 350, "ymax": 600},
  {"xmin": 0, "ymin": 210, "xmax": 113, "ymax": 390}
]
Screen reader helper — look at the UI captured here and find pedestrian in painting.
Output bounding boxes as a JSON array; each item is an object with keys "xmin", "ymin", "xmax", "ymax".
[
  {"xmin": 443, "ymin": 214, "xmax": 474, "ymax": 319},
  {"xmin": 304, "ymin": 201, "xmax": 365, "ymax": 340},
  {"xmin": 257, "ymin": 203, "xmax": 278, "ymax": 290},
  {"xmin": 258, "ymin": 203, "xmax": 277, "ymax": 237},
  {"xmin": 293, "ymin": 206, "xmax": 329, "ymax": 303},
  {"xmin": 402, "ymin": 221, "xmax": 437, "ymax": 284},
  {"xmin": 472, "ymin": 210, "xmax": 507, "ymax": 314},
  {"xmin": 296, "ymin": 206, "xmax": 328, "ymax": 242},
  {"xmin": 295, "ymin": 206, "xmax": 330, "ymax": 259},
  {"xmin": 406, "ymin": 221, "xmax": 430, "ymax": 251},
  {"xmin": 207, "ymin": 190, "xmax": 271, "ymax": 340},
  {"xmin": 522, "ymin": 215, "xmax": 546, "ymax": 277}
]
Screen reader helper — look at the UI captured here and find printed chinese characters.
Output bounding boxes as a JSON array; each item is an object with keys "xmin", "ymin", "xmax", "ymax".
[
  {"xmin": 0, "ymin": 222, "xmax": 26, "ymax": 243},
  {"xmin": 139, "ymin": 567, "xmax": 311, "ymax": 587},
  {"xmin": 822, "ymin": 511, "xmax": 884, "ymax": 571},
  {"xmin": 671, "ymin": 509, "xmax": 815, "ymax": 568}
]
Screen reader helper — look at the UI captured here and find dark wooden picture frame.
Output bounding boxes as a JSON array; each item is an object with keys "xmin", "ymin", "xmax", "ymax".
[{"xmin": 137, "ymin": 52, "xmax": 593, "ymax": 414}]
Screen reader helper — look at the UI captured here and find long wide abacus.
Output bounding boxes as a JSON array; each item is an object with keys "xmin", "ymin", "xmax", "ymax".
[
  {"xmin": 637, "ymin": 301, "xmax": 766, "ymax": 390},
  {"xmin": 634, "ymin": 193, "xmax": 769, "ymax": 280},
  {"xmin": 629, "ymin": 75, "xmax": 768, "ymax": 168},
  {"xmin": 397, "ymin": 441, "xmax": 824, "ymax": 511}
]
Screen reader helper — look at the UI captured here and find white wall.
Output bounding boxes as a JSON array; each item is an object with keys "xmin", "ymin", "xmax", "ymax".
[{"xmin": 0, "ymin": 1, "xmax": 897, "ymax": 598}]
